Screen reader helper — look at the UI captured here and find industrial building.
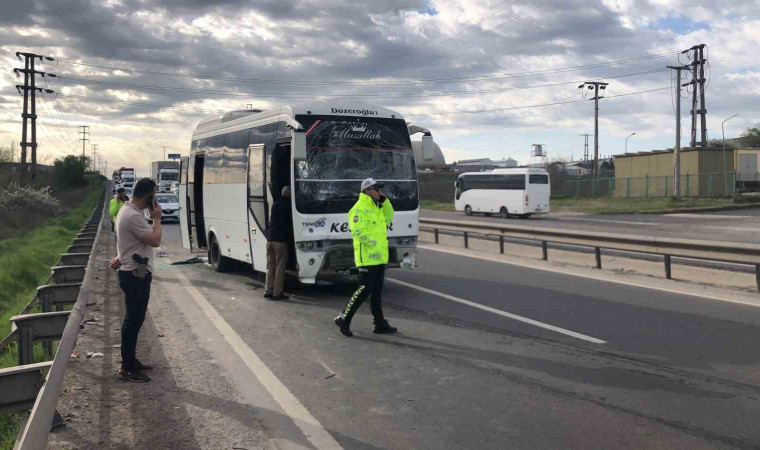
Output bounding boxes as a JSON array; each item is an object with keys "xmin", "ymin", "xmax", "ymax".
[{"xmin": 614, "ymin": 147, "xmax": 735, "ymax": 197}]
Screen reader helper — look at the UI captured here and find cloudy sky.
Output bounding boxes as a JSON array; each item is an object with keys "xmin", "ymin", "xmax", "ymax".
[{"xmin": 1, "ymin": 0, "xmax": 758, "ymax": 176}]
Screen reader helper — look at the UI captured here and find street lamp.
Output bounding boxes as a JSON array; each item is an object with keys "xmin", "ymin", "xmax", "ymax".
[
  {"xmin": 625, "ymin": 132, "xmax": 636, "ymax": 154},
  {"xmin": 722, "ymin": 114, "xmax": 738, "ymax": 196}
]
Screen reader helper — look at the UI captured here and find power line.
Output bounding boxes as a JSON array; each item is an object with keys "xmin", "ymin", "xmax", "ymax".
[
  {"xmin": 58, "ymin": 67, "xmax": 668, "ymax": 100},
  {"xmin": 55, "ymin": 86, "xmax": 669, "ymax": 117},
  {"xmin": 55, "ymin": 51, "xmax": 679, "ymax": 86}
]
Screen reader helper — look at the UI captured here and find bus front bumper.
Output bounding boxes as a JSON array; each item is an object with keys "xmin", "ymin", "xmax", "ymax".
[{"xmin": 296, "ymin": 242, "xmax": 417, "ymax": 284}]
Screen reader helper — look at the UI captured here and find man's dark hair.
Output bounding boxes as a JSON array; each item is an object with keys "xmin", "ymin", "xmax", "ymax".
[{"xmin": 133, "ymin": 178, "xmax": 156, "ymax": 199}]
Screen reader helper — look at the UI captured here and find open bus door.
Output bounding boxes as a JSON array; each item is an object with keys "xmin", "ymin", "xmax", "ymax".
[{"xmin": 179, "ymin": 156, "xmax": 192, "ymax": 251}]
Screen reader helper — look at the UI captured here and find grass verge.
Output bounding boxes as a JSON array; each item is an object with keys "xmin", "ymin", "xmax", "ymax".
[
  {"xmin": 419, "ymin": 200, "xmax": 456, "ymax": 212},
  {"xmin": 0, "ymin": 185, "xmax": 101, "ymax": 450}
]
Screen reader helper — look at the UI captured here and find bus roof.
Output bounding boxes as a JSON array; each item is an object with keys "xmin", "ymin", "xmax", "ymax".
[
  {"xmin": 458, "ymin": 168, "xmax": 548, "ymax": 177},
  {"xmin": 193, "ymin": 100, "xmax": 405, "ymax": 141}
]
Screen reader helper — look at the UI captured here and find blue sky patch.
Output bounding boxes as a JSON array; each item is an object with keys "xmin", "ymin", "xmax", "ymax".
[
  {"xmin": 421, "ymin": 0, "xmax": 438, "ymax": 15},
  {"xmin": 652, "ymin": 14, "xmax": 711, "ymax": 34}
]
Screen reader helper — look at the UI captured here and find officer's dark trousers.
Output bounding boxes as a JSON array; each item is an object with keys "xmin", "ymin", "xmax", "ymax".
[
  {"xmin": 343, "ymin": 264, "xmax": 386, "ymax": 325},
  {"xmin": 118, "ymin": 270, "xmax": 152, "ymax": 370}
]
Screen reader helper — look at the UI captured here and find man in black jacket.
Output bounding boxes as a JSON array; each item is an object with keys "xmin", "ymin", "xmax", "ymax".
[{"xmin": 265, "ymin": 186, "xmax": 292, "ymax": 300}]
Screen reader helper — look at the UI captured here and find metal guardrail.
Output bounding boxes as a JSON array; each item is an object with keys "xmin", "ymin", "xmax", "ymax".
[
  {"xmin": 419, "ymin": 217, "xmax": 760, "ymax": 292},
  {"xmin": 0, "ymin": 181, "xmax": 108, "ymax": 449}
]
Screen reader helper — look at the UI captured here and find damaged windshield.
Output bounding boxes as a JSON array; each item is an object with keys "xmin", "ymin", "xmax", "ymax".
[{"xmin": 294, "ymin": 115, "xmax": 418, "ymax": 214}]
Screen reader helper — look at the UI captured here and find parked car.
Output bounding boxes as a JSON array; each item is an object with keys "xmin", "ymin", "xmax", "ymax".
[{"xmin": 145, "ymin": 194, "xmax": 180, "ymax": 223}]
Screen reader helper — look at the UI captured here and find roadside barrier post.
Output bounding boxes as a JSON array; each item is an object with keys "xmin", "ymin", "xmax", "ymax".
[
  {"xmin": 626, "ymin": 178, "xmax": 630, "ymax": 198},
  {"xmin": 595, "ymin": 247, "xmax": 602, "ymax": 269},
  {"xmin": 434, "ymin": 228, "xmax": 439, "ymax": 244},
  {"xmin": 463, "ymin": 232, "xmax": 469, "ymax": 249},
  {"xmin": 665, "ymin": 255, "xmax": 672, "ymax": 279},
  {"xmin": 499, "ymin": 235, "xmax": 504, "ymax": 254},
  {"xmin": 756, "ymin": 265, "xmax": 760, "ymax": 293},
  {"xmin": 542, "ymin": 241, "xmax": 548, "ymax": 260}
]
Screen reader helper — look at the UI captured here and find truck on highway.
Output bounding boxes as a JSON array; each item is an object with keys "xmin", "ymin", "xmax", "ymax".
[
  {"xmin": 151, "ymin": 161, "xmax": 180, "ymax": 193},
  {"xmin": 178, "ymin": 99, "xmax": 435, "ymax": 282},
  {"xmin": 455, "ymin": 167, "xmax": 551, "ymax": 218},
  {"xmin": 115, "ymin": 167, "xmax": 136, "ymax": 193}
]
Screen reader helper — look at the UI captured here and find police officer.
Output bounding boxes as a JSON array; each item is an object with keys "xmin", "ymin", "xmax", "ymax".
[
  {"xmin": 334, "ymin": 178, "xmax": 398, "ymax": 337},
  {"xmin": 109, "ymin": 187, "xmax": 128, "ymax": 232}
]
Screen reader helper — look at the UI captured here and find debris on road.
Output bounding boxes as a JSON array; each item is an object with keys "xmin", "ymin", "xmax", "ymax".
[
  {"xmin": 170, "ymin": 256, "xmax": 205, "ymax": 265},
  {"xmin": 156, "ymin": 251, "xmax": 168, "ymax": 258},
  {"xmin": 70, "ymin": 351, "xmax": 80, "ymax": 359},
  {"xmin": 325, "ymin": 373, "xmax": 337, "ymax": 380},
  {"xmin": 86, "ymin": 351, "xmax": 104, "ymax": 358}
]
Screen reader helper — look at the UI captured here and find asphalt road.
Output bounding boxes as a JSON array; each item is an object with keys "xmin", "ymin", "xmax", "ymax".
[
  {"xmin": 421, "ymin": 208, "xmax": 760, "ymax": 244},
  {"xmin": 156, "ymin": 224, "xmax": 760, "ymax": 449}
]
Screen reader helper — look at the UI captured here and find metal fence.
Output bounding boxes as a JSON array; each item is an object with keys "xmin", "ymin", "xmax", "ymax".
[
  {"xmin": 0, "ymin": 181, "xmax": 107, "ymax": 448},
  {"xmin": 559, "ymin": 172, "xmax": 737, "ymax": 198}
]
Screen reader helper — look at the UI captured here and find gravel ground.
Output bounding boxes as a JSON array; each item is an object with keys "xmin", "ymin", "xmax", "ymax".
[{"xmin": 47, "ymin": 230, "xmax": 272, "ymax": 450}]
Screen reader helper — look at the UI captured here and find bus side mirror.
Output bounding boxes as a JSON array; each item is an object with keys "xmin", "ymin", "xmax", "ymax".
[
  {"xmin": 293, "ymin": 131, "xmax": 307, "ymax": 161},
  {"xmin": 422, "ymin": 135, "xmax": 434, "ymax": 161}
]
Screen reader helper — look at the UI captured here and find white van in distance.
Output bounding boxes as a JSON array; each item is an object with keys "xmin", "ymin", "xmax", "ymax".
[{"xmin": 454, "ymin": 168, "xmax": 550, "ymax": 218}]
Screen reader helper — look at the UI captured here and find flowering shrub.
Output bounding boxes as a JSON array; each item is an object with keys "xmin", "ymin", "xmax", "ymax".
[{"xmin": 0, "ymin": 183, "xmax": 64, "ymax": 217}]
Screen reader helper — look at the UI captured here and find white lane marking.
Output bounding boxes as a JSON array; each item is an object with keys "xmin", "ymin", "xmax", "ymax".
[
  {"xmin": 560, "ymin": 218, "xmax": 659, "ymax": 226},
  {"xmin": 418, "ymin": 244, "xmax": 760, "ymax": 309},
  {"xmin": 386, "ymin": 278, "xmax": 607, "ymax": 344},
  {"xmin": 666, "ymin": 213, "xmax": 756, "ymax": 219},
  {"xmin": 701, "ymin": 226, "xmax": 760, "ymax": 233},
  {"xmin": 170, "ymin": 266, "xmax": 343, "ymax": 450}
]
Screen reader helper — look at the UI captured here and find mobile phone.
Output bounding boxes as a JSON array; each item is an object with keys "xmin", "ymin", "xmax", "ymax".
[{"xmin": 147, "ymin": 194, "xmax": 154, "ymax": 211}]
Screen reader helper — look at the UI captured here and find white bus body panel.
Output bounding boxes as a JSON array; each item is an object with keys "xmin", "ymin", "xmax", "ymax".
[{"xmin": 203, "ymin": 183, "xmax": 251, "ymax": 262}]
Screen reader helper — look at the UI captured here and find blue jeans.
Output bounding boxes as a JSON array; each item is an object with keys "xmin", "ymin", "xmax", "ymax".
[{"xmin": 118, "ymin": 270, "xmax": 152, "ymax": 370}]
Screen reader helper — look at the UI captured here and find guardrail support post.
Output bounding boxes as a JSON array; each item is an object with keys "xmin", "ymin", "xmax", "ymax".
[
  {"xmin": 17, "ymin": 327, "xmax": 34, "ymax": 366},
  {"xmin": 595, "ymin": 247, "xmax": 602, "ymax": 269},
  {"xmin": 756, "ymin": 265, "xmax": 760, "ymax": 293},
  {"xmin": 499, "ymin": 235, "xmax": 504, "ymax": 254},
  {"xmin": 541, "ymin": 241, "xmax": 548, "ymax": 260},
  {"xmin": 665, "ymin": 255, "xmax": 672, "ymax": 279},
  {"xmin": 434, "ymin": 228, "xmax": 439, "ymax": 244},
  {"xmin": 463, "ymin": 232, "xmax": 468, "ymax": 249}
]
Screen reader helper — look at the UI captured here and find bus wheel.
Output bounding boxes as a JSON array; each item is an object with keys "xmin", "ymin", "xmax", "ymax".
[
  {"xmin": 209, "ymin": 233, "xmax": 232, "ymax": 273},
  {"xmin": 499, "ymin": 207, "xmax": 509, "ymax": 218},
  {"xmin": 464, "ymin": 205, "xmax": 473, "ymax": 216}
]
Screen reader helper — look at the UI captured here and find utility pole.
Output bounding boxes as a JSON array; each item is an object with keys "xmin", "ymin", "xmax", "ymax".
[
  {"xmin": 14, "ymin": 52, "xmax": 56, "ymax": 182},
  {"xmin": 163, "ymin": 145, "xmax": 166, "ymax": 161},
  {"xmin": 79, "ymin": 125, "xmax": 90, "ymax": 171},
  {"xmin": 682, "ymin": 44, "xmax": 707, "ymax": 147},
  {"xmin": 578, "ymin": 82, "xmax": 608, "ymax": 178},
  {"xmin": 92, "ymin": 143, "xmax": 99, "ymax": 172},
  {"xmin": 579, "ymin": 134, "xmax": 591, "ymax": 162},
  {"xmin": 668, "ymin": 65, "xmax": 689, "ymax": 199}
]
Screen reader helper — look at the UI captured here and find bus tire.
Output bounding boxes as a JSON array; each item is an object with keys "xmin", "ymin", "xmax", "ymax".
[
  {"xmin": 464, "ymin": 205, "xmax": 473, "ymax": 216},
  {"xmin": 499, "ymin": 207, "xmax": 509, "ymax": 218},
  {"xmin": 209, "ymin": 233, "xmax": 232, "ymax": 273}
]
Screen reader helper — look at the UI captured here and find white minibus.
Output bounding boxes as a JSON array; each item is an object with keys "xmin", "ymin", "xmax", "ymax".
[
  {"xmin": 454, "ymin": 168, "xmax": 550, "ymax": 218},
  {"xmin": 179, "ymin": 100, "xmax": 435, "ymax": 283}
]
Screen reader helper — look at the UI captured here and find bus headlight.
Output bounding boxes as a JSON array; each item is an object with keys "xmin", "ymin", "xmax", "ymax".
[
  {"xmin": 404, "ymin": 237, "xmax": 411, "ymax": 244},
  {"xmin": 298, "ymin": 243, "xmax": 305, "ymax": 249},
  {"xmin": 306, "ymin": 242, "xmax": 314, "ymax": 249},
  {"xmin": 316, "ymin": 241, "xmax": 323, "ymax": 248},
  {"xmin": 397, "ymin": 237, "xmax": 403, "ymax": 244}
]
